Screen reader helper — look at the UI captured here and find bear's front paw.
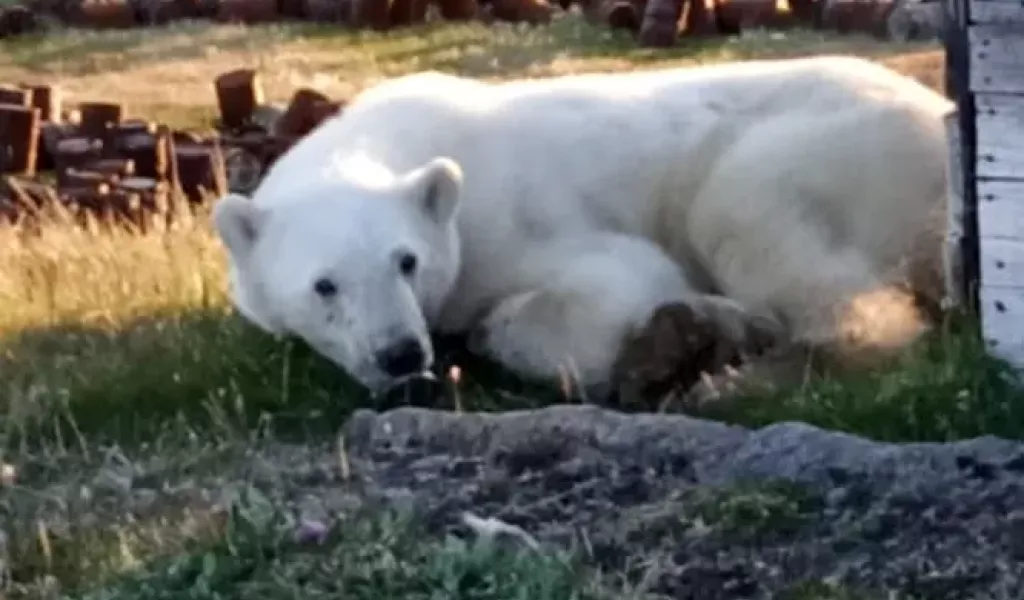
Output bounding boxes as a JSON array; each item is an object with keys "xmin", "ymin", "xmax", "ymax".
[
  {"xmin": 692, "ymin": 296, "xmax": 785, "ymax": 358},
  {"xmin": 611, "ymin": 298, "xmax": 785, "ymax": 410},
  {"xmin": 612, "ymin": 301, "xmax": 731, "ymax": 409},
  {"xmin": 680, "ymin": 364, "xmax": 769, "ymax": 410}
]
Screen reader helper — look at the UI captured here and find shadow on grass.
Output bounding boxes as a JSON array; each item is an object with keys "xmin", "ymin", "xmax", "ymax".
[
  {"xmin": 3, "ymin": 302, "xmax": 1024, "ymax": 450},
  {"xmin": 0, "ymin": 307, "xmax": 568, "ymax": 450},
  {"xmin": 0, "ymin": 308, "xmax": 358, "ymax": 447},
  {"xmin": 700, "ymin": 313, "xmax": 1024, "ymax": 443}
]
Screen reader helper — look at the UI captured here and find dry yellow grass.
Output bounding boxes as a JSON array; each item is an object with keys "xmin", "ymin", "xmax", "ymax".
[{"xmin": 0, "ymin": 203, "xmax": 226, "ymax": 332}]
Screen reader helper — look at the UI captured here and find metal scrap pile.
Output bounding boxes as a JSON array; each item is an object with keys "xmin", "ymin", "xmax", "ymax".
[
  {"xmin": 0, "ymin": 0, "xmax": 941, "ymax": 48},
  {"xmin": 582, "ymin": 0, "xmax": 942, "ymax": 47},
  {"xmin": 0, "ymin": 0, "xmax": 554, "ymax": 39},
  {"xmin": 0, "ymin": 68, "xmax": 342, "ymax": 229}
]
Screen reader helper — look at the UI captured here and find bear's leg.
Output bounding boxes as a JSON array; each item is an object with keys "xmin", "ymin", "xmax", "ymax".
[
  {"xmin": 469, "ymin": 287, "xmax": 628, "ymax": 400},
  {"xmin": 466, "ymin": 234, "xmax": 783, "ymax": 401},
  {"xmin": 671, "ymin": 106, "xmax": 944, "ymax": 403},
  {"xmin": 680, "ymin": 339, "xmax": 819, "ymax": 408},
  {"xmin": 686, "ymin": 168, "xmax": 931, "ymax": 378}
]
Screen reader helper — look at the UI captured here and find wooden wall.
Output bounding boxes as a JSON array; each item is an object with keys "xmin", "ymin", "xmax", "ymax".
[{"xmin": 947, "ymin": 0, "xmax": 1024, "ymax": 365}]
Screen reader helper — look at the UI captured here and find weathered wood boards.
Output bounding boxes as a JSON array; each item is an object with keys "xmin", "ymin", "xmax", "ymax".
[
  {"xmin": 969, "ymin": 22, "xmax": 1024, "ymax": 93},
  {"xmin": 959, "ymin": 0, "xmax": 1024, "ymax": 365},
  {"xmin": 975, "ymin": 94, "xmax": 1024, "ymax": 178},
  {"xmin": 969, "ymin": 0, "xmax": 1024, "ymax": 25},
  {"xmin": 945, "ymin": 111, "xmax": 966, "ymax": 310}
]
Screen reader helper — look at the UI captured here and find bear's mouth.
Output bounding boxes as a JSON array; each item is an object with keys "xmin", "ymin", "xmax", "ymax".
[{"xmin": 372, "ymin": 370, "xmax": 441, "ymax": 407}]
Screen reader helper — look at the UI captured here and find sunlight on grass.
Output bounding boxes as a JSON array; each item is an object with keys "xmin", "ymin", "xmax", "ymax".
[{"xmin": 0, "ymin": 202, "xmax": 226, "ymax": 332}]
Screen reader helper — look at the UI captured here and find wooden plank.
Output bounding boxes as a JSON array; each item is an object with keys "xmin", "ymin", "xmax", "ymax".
[
  {"xmin": 975, "ymin": 93, "xmax": 1024, "ymax": 179},
  {"xmin": 969, "ymin": 0, "xmax": 1024, "ymax": 25},
  {"xmin": 944, "ymin": 110, "xmax": 965, "ymax": 308},
  {"xmin": 979, "ymin": 285, "xmax": 1024, "ymax": 366},
  {"xmin": 978, "ymin": 237, "xmax": 1024, "ymax": 287},
  {"xmin": 969, "ymin": 25, "xmax": 1024, "ymax": 94},
  {"xmin": 978, "ymin": 179, "xmax": 1024, "ymax": 240},
  {"xmin": 944, "ymin": 0, "xmax": 969, "ymax": 99}
]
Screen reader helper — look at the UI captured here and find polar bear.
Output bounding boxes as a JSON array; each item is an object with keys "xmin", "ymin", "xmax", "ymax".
[{"xmin": 212, "ymin": 55, "xmax": 954, "ymax": 401}]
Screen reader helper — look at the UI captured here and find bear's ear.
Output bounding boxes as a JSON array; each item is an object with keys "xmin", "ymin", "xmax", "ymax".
[
  {"xmin": 213, "ymin": 193, "xmax": 263, "ymax": 262},
  {"xmin": 407, "ymin": 157, "xmax": 463, "ymax": 226}
]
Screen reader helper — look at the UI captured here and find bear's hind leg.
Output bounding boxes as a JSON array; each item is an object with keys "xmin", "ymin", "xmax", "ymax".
[
  {"xmin": 682, "ymin": 107, "xmax": 941, "ymax": 373},
  {"xmin": 467, "ymin": 235, "xmax": 685, "ymax": 400},
  {"xmin": 687, "ymin": 173, "xmax": 931, "ymax": 373},
  {"xmin": 466, "ymin": 233, "xmax": 783, "ymax": 403},
  {"xmin": 469, "ymin": 287, "xmax": 626, "ymax": 400}
]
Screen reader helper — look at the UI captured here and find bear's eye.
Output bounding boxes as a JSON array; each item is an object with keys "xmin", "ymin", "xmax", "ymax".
[
  {"xmin": 312, "ymin": 277, "xmax": 338, "ymax": 298},
  {"xmin": 398, "ymin": 252, "xmax": 418, "ymax": 277}
]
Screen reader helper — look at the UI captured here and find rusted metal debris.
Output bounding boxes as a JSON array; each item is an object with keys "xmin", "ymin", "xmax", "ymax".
[
  {"xmin": 0, "ymin": 0, "xmax": 918, "ymax": 48},
  {"xmin": 0, "ymin": 71, "xmax": 346, "ymax": 231}
]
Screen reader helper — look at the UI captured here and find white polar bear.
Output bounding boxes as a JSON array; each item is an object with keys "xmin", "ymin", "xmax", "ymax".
[{"xmin": 212, "ymin": 55, "xmax": 954, "ymax": 400}]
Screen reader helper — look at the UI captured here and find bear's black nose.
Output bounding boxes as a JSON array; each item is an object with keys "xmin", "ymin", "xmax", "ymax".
[{"xmin": 375, "ymin": 337, "xmax": 427, "ymax": 378}]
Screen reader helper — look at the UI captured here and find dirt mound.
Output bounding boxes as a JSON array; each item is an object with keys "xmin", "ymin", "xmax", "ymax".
[{"xmin": 327, "ymin": 404, "xmax": 1024, "ymax": 598}]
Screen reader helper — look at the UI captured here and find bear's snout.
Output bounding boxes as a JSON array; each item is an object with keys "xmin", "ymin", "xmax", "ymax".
[{"xmin": 375, "ymin": 336, "xmax": 429, "ymax": 378}]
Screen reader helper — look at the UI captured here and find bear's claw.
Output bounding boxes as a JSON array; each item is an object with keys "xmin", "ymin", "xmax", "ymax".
[{"xmin": 611, "ymin": 298, "xmax": 786, "ymax": 411}]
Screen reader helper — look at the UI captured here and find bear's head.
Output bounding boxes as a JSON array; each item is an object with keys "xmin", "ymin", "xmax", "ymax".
[{"xmin": 212, "ymin": 156, "xmax": 464, "ymax": 393}]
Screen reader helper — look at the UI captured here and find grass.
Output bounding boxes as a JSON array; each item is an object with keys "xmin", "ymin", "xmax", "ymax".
[
  {"xmin": 65, "ymin": 491, "xmax": 602, "ymax": 600},
  {"xmin": 0, "ymin": 12, "xmax": 1021, "ymax": 600},
  {"xmin": 7, "ymin": 475, "xmax": 605, "ymax": 599},
  {"xmin": 699, "ymin": 315, "xmax": 1024, "ymax": 442}
]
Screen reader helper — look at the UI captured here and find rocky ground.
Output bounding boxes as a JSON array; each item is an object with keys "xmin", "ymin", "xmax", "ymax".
[
  {"xmin": 8, "ymin": 404, "xmax": 1024, "ymax": 599},
  {"xmin": 334, "ymin": 405, "xmax": 1024, "ymax": 599}
]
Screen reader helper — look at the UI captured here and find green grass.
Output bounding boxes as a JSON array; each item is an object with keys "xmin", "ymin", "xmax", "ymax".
[
  {"xmin": 77, "ymin": 492, "xmax": 601, "ymax": 600},
  {"xmin": 699, "ymin": 313, "xmax": 1024, "ymax": 442},
  {"xmin": 5, "ymin": 477, "xmax": 606, "ymax": 599},
  {"xmin": 11, "ymin": 285, "xmax": 1021, "ymax": 451}
]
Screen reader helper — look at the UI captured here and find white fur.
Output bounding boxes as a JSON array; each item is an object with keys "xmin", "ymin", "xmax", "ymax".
[{"xmin": 213, "ymin": 55, "xmax": 954, "ymax": 396}]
